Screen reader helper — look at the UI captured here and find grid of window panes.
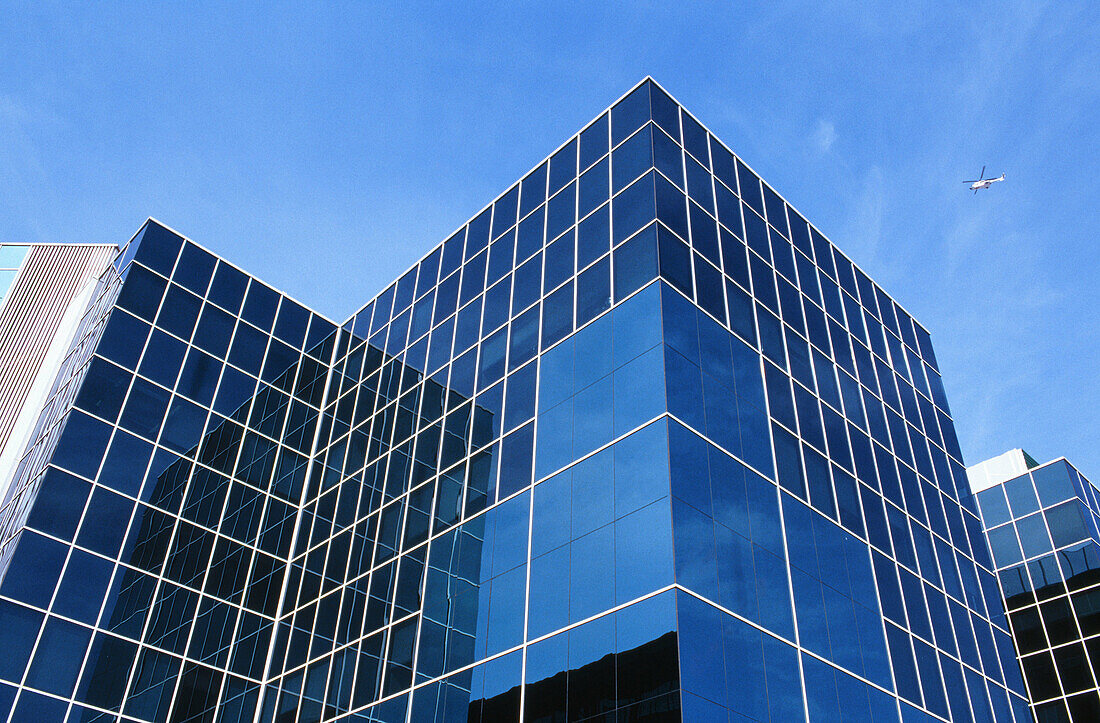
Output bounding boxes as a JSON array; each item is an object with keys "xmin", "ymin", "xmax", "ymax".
[
  {"xmin": 0, "ymin": 77, "xmax": 1032, "ymax": 723},
  {"xmin": 975, "ymin": 459, "xmax": 1100, "ymax": 720},
  {"xmin": 0, "ymin": 221, "xmax": 341, "ymax": 722},
  {"xmin": 255, "ymin": 78, "xmax": 1030, "ymax": 721}
]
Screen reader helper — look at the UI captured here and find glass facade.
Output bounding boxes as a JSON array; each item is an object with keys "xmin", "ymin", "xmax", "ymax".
[
  {"xmin": 974, "ymin": 456, "xmax": 1100, "ymax": 721},
  {"xmin": 0, "ymin": 79, "xmax": 1029, "ymax": 721}
]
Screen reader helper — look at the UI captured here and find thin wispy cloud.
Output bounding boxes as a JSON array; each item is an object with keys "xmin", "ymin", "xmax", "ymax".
[{"xmin": 812, "ymin": 118, "xmax": 837, "ymax": 153}]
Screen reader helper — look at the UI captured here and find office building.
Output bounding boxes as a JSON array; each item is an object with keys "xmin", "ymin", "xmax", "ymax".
[
  {"xmin": 0, "ymin": 79, "xmax": 1029, "ymax": 721},
  {"xmin": 971, "ymin": 450, "xmax": 1100, "ymax": 720},
  {"xmin": 0, "ymin": 243, "xmax": 118, "ymax": 503}
]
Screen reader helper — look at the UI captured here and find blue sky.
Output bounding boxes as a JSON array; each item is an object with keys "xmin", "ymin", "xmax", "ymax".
[{"xmin": 2, "ymin": 2, "xmax": 1098, "ymax": 477}]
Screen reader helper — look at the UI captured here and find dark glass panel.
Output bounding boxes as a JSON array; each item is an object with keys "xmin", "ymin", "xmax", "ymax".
[
  {"xmin": 241, "ymin": 281, "xmax": 279, "ymax": 332},
  {"xmin": 612, "ymin": 173, "xmax": 655, "ymax": 246},
  {"xmin": 577, "ymin": 203, "xmax": 610, "ymax": 272},
  {"xmin": 12, "ymin": 689, "xmax": 68, "ymax": 721},
  {"xmin": 117, "ymin": 264, "xmax": 167, "ymax": 322},
  {"xmin": 612, "ymin": 124, "xmax": 653, "ymax": 193},
  {"xmin": 51, "ymin": 410, "xmax": 112, "ymax": 480},
  {"xmin": 492, "ymin": 185, "xmax": 519, "ymax": 240},
  {"xmin": 611, "ymin": 81, "xmax": 651, "ymax": 146},
  {"xmin": 137, "ymin": 329, "xmax": 186, "ymax": 389},
  {"xmin": 157, "ymin": 283, "xmax": 202, "ymax": 340},
  {"xmin": 208, "ymin": 261, "xmax": 248, "ymax": 313},
  {"xmin": 498, "ymin": 422, "xmax": 533, "ymax": 499},
  {"xmin": 97, "ymin": 310, "xmax": 151, "ymax": 370},
  {"xmin": 74, "ymin": 356, "xmax": 131, "ymax": 424},
  {"xmin": 579, "ymin": 112, "xmax": 609, "ymax": 171},
  {"xmin": 274, "ymin": 299, "xmax": 310, "ymax": 348},
  {"xmin": 25, "ymin": 616, "xmax": 91, "ymax": 696},
  {"xmin": 544, "ymin": 229, "xmax": 575, "ymax": 292},
  {"xmin": 0, "ymin": 600, "xmax": 42, "ymax": 682},
  {"xmin": 193, "ymin": 304, "xmax": 236, "ymax": 357},
  {"xmin": 549, "ymin": 138, "xmax": 578, "ymax": 197},
  {"xmin": 519, "ymin": 162, "xmax": 547, "ymax": 219},
  {"xmin": 132, "ymin": 222, "xmax": 184, "ymax": 275},
  {"xmin": 173, "ymin": 242, "xmax": 217, "ymax": 296},
  {"xmin": 613, "ymin": 224, "xmax": 658, "ymax": 302}
]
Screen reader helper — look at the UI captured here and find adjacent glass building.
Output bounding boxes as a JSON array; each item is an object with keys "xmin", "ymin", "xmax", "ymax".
[
  {"xmin": 0, "ymin": 79, "xmax": 1031, "ymax": 721},
  {"xmin": 971, "ymin": 450, "xmax": 1100, "ymax": 720}
]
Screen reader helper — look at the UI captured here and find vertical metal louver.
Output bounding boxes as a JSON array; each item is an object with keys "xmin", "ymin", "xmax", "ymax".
[{"xmin": 0, "ymin": 244, "xmax": 117, "ymax": 453}]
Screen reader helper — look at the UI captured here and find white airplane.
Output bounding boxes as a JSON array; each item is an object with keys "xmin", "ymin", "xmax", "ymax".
[{"xmin": 963, "ymin": 166, "xmax": 1005, "ymax": 194}]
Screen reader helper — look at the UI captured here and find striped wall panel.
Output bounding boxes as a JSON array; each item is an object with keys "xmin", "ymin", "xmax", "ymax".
[{"xmin": 0, "ymin": 244, "xmax": 117, "ymax": 453}]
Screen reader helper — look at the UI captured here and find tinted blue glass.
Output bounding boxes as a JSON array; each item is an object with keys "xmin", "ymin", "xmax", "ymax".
[
  {"xmin": 508, "ymin": 306, "xmax": 539, "ymax": 372},
  {"xmin": 612, "ymin": 419, "xmax": 670, "ymax": 517},
  {"xmin": 0, "ymin": 600, "xmax": 42, "ymax": 681},
  {"xmin": 139, "ymin": 329, "xmax": 187, "ymax": 388},
  {"xmin": 571, "ymin": 449, "xmax": 613, "ymax": 537},
  {"xmin": 503, "ymin": 362, "xmax": 536, "ymax": 432},
  {"xmin": 616, "ymin": 499, "xmax": 672, "ymax": 603},
  {"xmin": 1004, "ymin": 473, "xmax": 1040, "ymax": 516},
  {"xmin": 98, "ymin": 430, "xmax": 152, "ymax": 496},
  {"xmin": 987, "ymin": 524, "xmax": 1023, "ymax": 567},
  {"xmin": 241, "ymin": 281, "xmax": 279, "ymax": 332},
  {"xmin": 53, "ymin": 550, "xmax": 112, "ymax": 625},
  {"xmin": 577, "ymin": 204, "xmax": 610, "ymax": 272},
  {"xmin": 579, "ymin": 113, "xmax": 609, "ymax": 171},
  {"xmin": 614, "ymin": 345, "xmax": 665, "ymax": 438},
  {"xmin": 612, "ymin": 225, "xmax": 657, "ymax": 303},
  {"xmin": 676, "ymin": 592, "xmax": 726, "ymax": 706},
  {"xmin": 173, "ymin": 242, "xmax": 217, "ymax": 295},
  {"xmin": 548, "ymin": 138, "xmax": 577, "ymax": 196},
  {"xmin": 1033, "ymin": 462, "xmax": 1077, "ymax": 507},
  {"xmin": 132, "ymin": 222, "xmax": 183, "ymax": 275},
  {"xmin": 12, "ymin": 689, "xmax": 68, "ymax": 722},
  {"xmin": 511, "ymin": 252, "xmax": 541, "ymax": 316},
  {"xmin": 2, "ymin": 531, "xmax": 66, "ymax": 607},
  {"xmin": 576, "ymin": 255, "xmax": 611, "ymax": 327},
  {"xmin": 74, "ymin": 356, "xmax": 130, "ymax": 424},
  {"xmin": 156, "ymin": 283, "xmax": 201, "ymax": 339},
  {"xmin": 1046, "ymin": 500, "xmax": 1089, "ymax": 548},
  {"xmin": 612, "ymin": 124, "xmax": 653, "ymax": 193},
  {"xmin": 653, "ymin": 125, "xmax": 683, "ymax": 189},
  {"xmin": 0, "ymin": 83, "xmax": 1015, "ymax": 723},
  {"xmin": 544, "ymin": 231, "xmax": 574, "ymax": 293},
  {"xmin": 25, "ymin": 468, "xmax": 89, "ymax": 541},
  {"xmin": 611, "ymin": 82, "xmax": 651, "ymax": 146},
  {"xmin": 528, "ymin": 546, "xmax": 569, "ymax": 639},
  {"xmin": 118, "ymin": 264, "xmax": 167, "ymax": 321},
  {"xmin": 26, "ymin": 616, "xmax": 91, "ymax": 696},
  {"xmin": 1016, "ymin": 512, "xmax": 1053, "ymax": 559},
  {"xmin": 612, "ymin": 174, "xmax": 655, "ymax": 246},
  {"xmin": 658, "ymin": 226, "xmax": 692, "ymax": 298},
  {"xmin": 572, "ymin": 371, "xmax": 616, "ymax": 457},
  {"xmin": 76, "ymin": 487, "xmax": 132, "ymax": 557},
  {"xmin": 541, "ymin": 280, "xmax": 573, "ymax": 349},
  {"xmin": 760, "ymin": 633, "xmax": 805, "ymax": 721},
  {"xmin": 208, "ymin": 261, "xmax": 248, "ymax": 313},
  {"xmin": 570, "ymin": 525, "xmax": 614, "ymax": 622},
  {"xmin": 497, "ymin": 422, "xmax": 533, "ymax": 498},
  {"xmin": 486, "ymin": 564, "xmax": 526, "ymax": 656},
  {"xmin": 673, "ymin": 497, "xmax": 718, "ymax": 599},
  {"xmin": 578, "ymin": 158, "xmax": 609, "ymax": 220},
  {"xmin": 274, "ymin": 300, "xmax": 310, "ymax": 348},
  {"xmin": 520, "ymin": 162, "xmax": 548, "ymax": 220},
  {"xmin": 98, "ymin": 310, "xmax": 151, "ymax": 370}
]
